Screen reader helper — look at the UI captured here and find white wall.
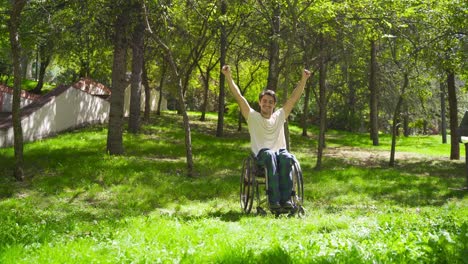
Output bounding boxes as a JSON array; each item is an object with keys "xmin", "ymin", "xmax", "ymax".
[
  {"xmin": 0, "ymin": 87, "xmax": 109, "ymax": 148},
  {"xmin": 0, "ymin": 83, "xmax": 168, "ymax": 148},
  {"xmin": 0, "ymin": 93, "xmax": 37, "ymax": 112},
  {"xmin": 124, "ymin": 86, "xmax": 167, "ymax": 116}
]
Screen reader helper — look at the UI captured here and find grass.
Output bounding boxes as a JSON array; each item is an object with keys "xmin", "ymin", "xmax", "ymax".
[{"xmin": 0, "ymin": 111, "xmax": 467, "ymax": 263}]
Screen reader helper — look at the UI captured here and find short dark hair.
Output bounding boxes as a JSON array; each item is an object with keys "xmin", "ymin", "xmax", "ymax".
[{"xmin": 259, "ymin": 89, "xmax": 277, "ymax": 103}]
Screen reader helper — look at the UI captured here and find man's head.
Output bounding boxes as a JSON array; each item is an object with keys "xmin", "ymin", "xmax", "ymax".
[{"xmin": 258, "ymin": 89, "xmax": 277, "ymax": 118}]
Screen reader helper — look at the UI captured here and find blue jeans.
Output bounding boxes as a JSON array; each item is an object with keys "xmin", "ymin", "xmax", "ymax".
[{"xmin": 256, "ymin": 148, "xmax": 294, "ymax": 204}]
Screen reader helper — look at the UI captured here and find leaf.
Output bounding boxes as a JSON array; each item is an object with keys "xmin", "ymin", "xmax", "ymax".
[{"xmin": 383, "ymin": 19, "xmax": 392, "ymax": 29}]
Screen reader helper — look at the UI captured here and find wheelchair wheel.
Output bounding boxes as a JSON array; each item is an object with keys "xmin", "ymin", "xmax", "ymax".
[
  {"xmin": 240, "ymin": 155, "xmax": 255, "ymax": 213},
  {"xmin": 291, "ymin": 161, "xmax": 305, "ymax": 216},
  {"xmin": 254, "ymin": 165, "xmax": 268, "ymax": 215}
]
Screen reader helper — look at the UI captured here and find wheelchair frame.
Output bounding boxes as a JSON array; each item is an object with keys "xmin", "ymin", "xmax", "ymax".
[{"xmin": 240, "ymin": 154, "xmax": 305, "ymax": 216}]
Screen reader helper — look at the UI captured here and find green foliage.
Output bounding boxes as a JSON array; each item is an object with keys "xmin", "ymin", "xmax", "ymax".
[
  {"xmin": 0, "ymin": 112, "xmax": 466, "ymax": 263},
  {"xmin": 2, "ymin": 79, "xmax": 54, "ymax": 94},
  {"xmin": 1, "ymin": 0, "xmax": 466, "ymax": 132}
]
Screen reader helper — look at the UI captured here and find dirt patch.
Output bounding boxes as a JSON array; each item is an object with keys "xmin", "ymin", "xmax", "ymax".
[{"xmin": 324, "ymin": 146, "xmax": 461, "ymax": 167}]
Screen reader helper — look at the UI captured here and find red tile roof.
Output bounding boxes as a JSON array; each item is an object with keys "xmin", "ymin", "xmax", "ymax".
[{"xmin": 0, "ymin": 84, "xmax": 41, "ymax": 101}]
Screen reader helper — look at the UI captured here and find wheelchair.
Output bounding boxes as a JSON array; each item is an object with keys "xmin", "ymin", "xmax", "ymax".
[{"xmin": 240, "ymin": 153, "xmax": 305, "ymax": 216}]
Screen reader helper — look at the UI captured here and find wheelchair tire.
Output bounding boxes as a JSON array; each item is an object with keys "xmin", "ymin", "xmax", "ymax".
[
  {"xmin": 291, "ymin": 161, "xmax": 304, "ymax": 213},
  {"xmin": 240, "ymin": 155, "xmax": 255, "ymax": 213}
]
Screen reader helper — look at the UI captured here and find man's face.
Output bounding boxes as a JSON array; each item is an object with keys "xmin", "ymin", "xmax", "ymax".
[{"xmin": 259, "ymin": 94, "xmax": 276, "ymax": 118}]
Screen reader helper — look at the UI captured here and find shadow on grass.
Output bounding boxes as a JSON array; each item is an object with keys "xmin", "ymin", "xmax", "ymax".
[
  {"xmin": 176, "ymin": 209, "xmax": 252, "ymax": 222},
  {"xmin": 0, "ymin": 112, "xmax": 465, "ymax": 229},
  {"xmin": 308, "ymin": 156, "xmax": 466, "ymax": 207},
  {"xmin": 1, "ymin": 112, "xmax": 466, "ymax": 256}
]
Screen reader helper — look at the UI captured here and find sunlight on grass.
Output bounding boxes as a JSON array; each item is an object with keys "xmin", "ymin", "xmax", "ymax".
[{"xmin": 0, "ymin": 112, "xmax": 467, "ymax": 263}]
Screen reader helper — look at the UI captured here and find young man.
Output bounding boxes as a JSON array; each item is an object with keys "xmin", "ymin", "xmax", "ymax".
[{"xmin": 221, "ymin": 65, "xmax": 311, "ymax": 211}]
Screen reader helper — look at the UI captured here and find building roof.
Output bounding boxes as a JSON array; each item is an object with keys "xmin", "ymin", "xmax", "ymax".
[
  {"xmin": 72, "ymin": 78, "xmax": 112, "ymax": 96},
  {"xmin": 0, "ymin": 84, "xmax": 41, "ymax": 101}
]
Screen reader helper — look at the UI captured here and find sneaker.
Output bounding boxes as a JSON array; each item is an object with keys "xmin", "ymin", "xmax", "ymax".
[
  {"xmin": 281, "ymin": 201, "xmax": 295, "ymax": 210},
  {"xmin": 269, "ymin": 202, "xmax": 281, "ymax": 210}
]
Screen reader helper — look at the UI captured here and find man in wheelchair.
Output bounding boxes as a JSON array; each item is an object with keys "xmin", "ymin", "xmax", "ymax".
[{"xmin": 222, "ymin": 65, "xmax": 311, "ymax": 212}]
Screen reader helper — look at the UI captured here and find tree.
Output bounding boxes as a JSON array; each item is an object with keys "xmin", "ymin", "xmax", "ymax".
[
  {"xmin": 422, "ymin": 0, "xmax": 466, "ymax": 159},
  {"xmin": 260, "ymin": 1, "xmax": 281, "ymax": 92},
  {"xmin": 156, "ymin": 59, "xmax": 167, "ymax": 116},
  {"xmin": 278, "ymin": 0, "xmax": 313, "ymax": 150},
  {"xmin": 389, "ymin": 73, "xmax": 408, "ymax": 166},
  {"xmin": 128, "ymin": 1, "xmax": 145, "ymax": 134},
  {"xmin": 107, "ymin": 1, "xmax": 131, "ymax": 155},
  {"xmin": 369, "ymin": 39, "xmax": 379, "ymax": 146},
  {"xmin": 440, "ymin": 81, "xmax": 447, "ymax": 143},
  {"xmin": 1, "ymin": 0, "xmax": 465, "ymax": 169},
  {"xmin": 24, "ymin": 0, "xmax": 62, "ymax": 94},
  {"xmin": 147, "ymin": 0, "xmax": 218, "ymax": 176},
  {"xmin": 197, "ymin": 48, "xmax": 219, "ymax": 121},
  {"xmin": 345, "ymin": 0, "xmax": 394, "ymax": 146},
  {"xmin": 315, "ymin": 34, "xmax": 328, "ymax": 170},
  {"xmin": 142, "ymin": 57, "xmax": 153, "ymax": 121},
  {"xmin": 31, "ymin": 41, "xmax": 52, "ymax": 94},
  {"xmin": 216, "ymin": 0, "xmax": 227, "ymax": 137},
  {"xmin": 8, "ymin": 0, "xmax": 27, "ymax": 181},
  {"xmin": 50, "ymin": 0, "xmax": 114, "ymax": 84},
  {"xmin": 297, "ymin": 11, "xmax": 318, "ymax": 137},
  {"xmin": 217, "ymin": 0, "xmax": 258, "ymax": 132},
  {"xmin": 447, "ymin": 70, "xmax": 459, "ymax": 159},
  {"xmin": 155, "ymin": 39, "xmax": 195, "ymax": 176}
]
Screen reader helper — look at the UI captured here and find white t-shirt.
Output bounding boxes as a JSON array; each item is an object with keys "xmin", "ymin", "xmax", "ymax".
[{"xmin": 247, "ymin": 108, "xmax": 286, "ymax": 155}]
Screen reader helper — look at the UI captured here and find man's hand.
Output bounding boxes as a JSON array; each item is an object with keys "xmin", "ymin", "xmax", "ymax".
[
  {"xmin": 302, "ymin": 69, "xmax": 311, "ymax": 80},
  {"xmin": 222, "ymin": 65, "xmax": 231, "ymax": 77}
]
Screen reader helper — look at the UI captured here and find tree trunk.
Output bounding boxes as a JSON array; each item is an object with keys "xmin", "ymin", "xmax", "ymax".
[
  {"xmin": 347, "ymin": 75, "xmax": 358, "ymax": 132},
  {"xmin": 32, "ymin": 56, "xmax": 50, "ymax": 94},
  {"xmin": 198, "ymin": 47, "xmax": 219, "ymax": 122},
  {"xmin": 440, "ymin": 81, "xmax": 447, "ymax": 144},
  {"xmin": 142, "ymin": 59, "xmax": 151, "ymax": 121},
  {"xmin": 301, "ymin": 43, "xmax": 313, "ymax": 137},
  {"xmin": 447, "ymin": 70, "xmax": 459, "ymax": 160},
  {"xmin": 342, "ymin": 44, "xmax": 355, "ymax": 132},
  {"xmin": 170, "ymin": 63, "xmax": 194, "ymax": 176},
  {"xmin": 266, "ymin": 3, "xmax": 280, "ymax": 92},
  {"xmin": 32, "ymin": 43, "xmax": 51, "ymax": 94},
  {"xmin": 199, "ymin": 66, "xmax": 210, "ymax": 121},
  {"xmin": 9, "ymin": 0, "xmax": 27, "ymax": 181},
  {"xmin": 403, "ymin": 108, "xmax": 410, "ymax": 137},
  {"xmin": 171, "ymin": 63, "xmax": 194, "ymax": 176},
  {"xmin": 369, "ymin": 40, "xmax": 379, "ymax": 146},
  {"xmin": 216, "ymin": 0, "xmax": 227, "ymax": 137},
  {"xmin": 153, "ymin": 38, "xmax": 194, "ymax": 177},
  {"xmin": 315, "ymin": 48, "xmax": 327, "ymax": 171},
  {"xmin": 302, "ymin": 80, "xmax": 312, "ymax": 137},
  {"xmin": 128, "ymin": 9, "xmax": 144, "ymax": 134},
  {"xmin": 156, "ymin": 60, "xmax": 166, "ymax": 116},
  {"xmin": 390, "ymin": 73, "xmax": 408, "ymax": 167},
  {"xmin": 106, "ymin": 8, "xmax": 129, "ymax": 155},
  {"xmin": 283, "ymin": 81, "xmax": 290, "ymax": 151}
]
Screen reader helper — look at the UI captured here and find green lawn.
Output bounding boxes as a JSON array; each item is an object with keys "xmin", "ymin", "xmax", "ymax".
[{"xmin": 0, "ymin": 112, "xmax": 466, "ymax": 263}]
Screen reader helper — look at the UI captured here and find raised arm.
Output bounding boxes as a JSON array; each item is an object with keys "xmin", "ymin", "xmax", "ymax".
[
  {"xmin": 283, "ymin": 69, "xmax": 311, "ymax": 117},
  {"xmin": 222, "ymin": 65, "xmax": 251, "ymax": 119}
]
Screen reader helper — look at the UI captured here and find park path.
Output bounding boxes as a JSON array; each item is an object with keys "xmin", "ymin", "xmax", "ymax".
[{"xmin": 324, "ymin": 146, "xmax": 463, "ymax": 167}]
